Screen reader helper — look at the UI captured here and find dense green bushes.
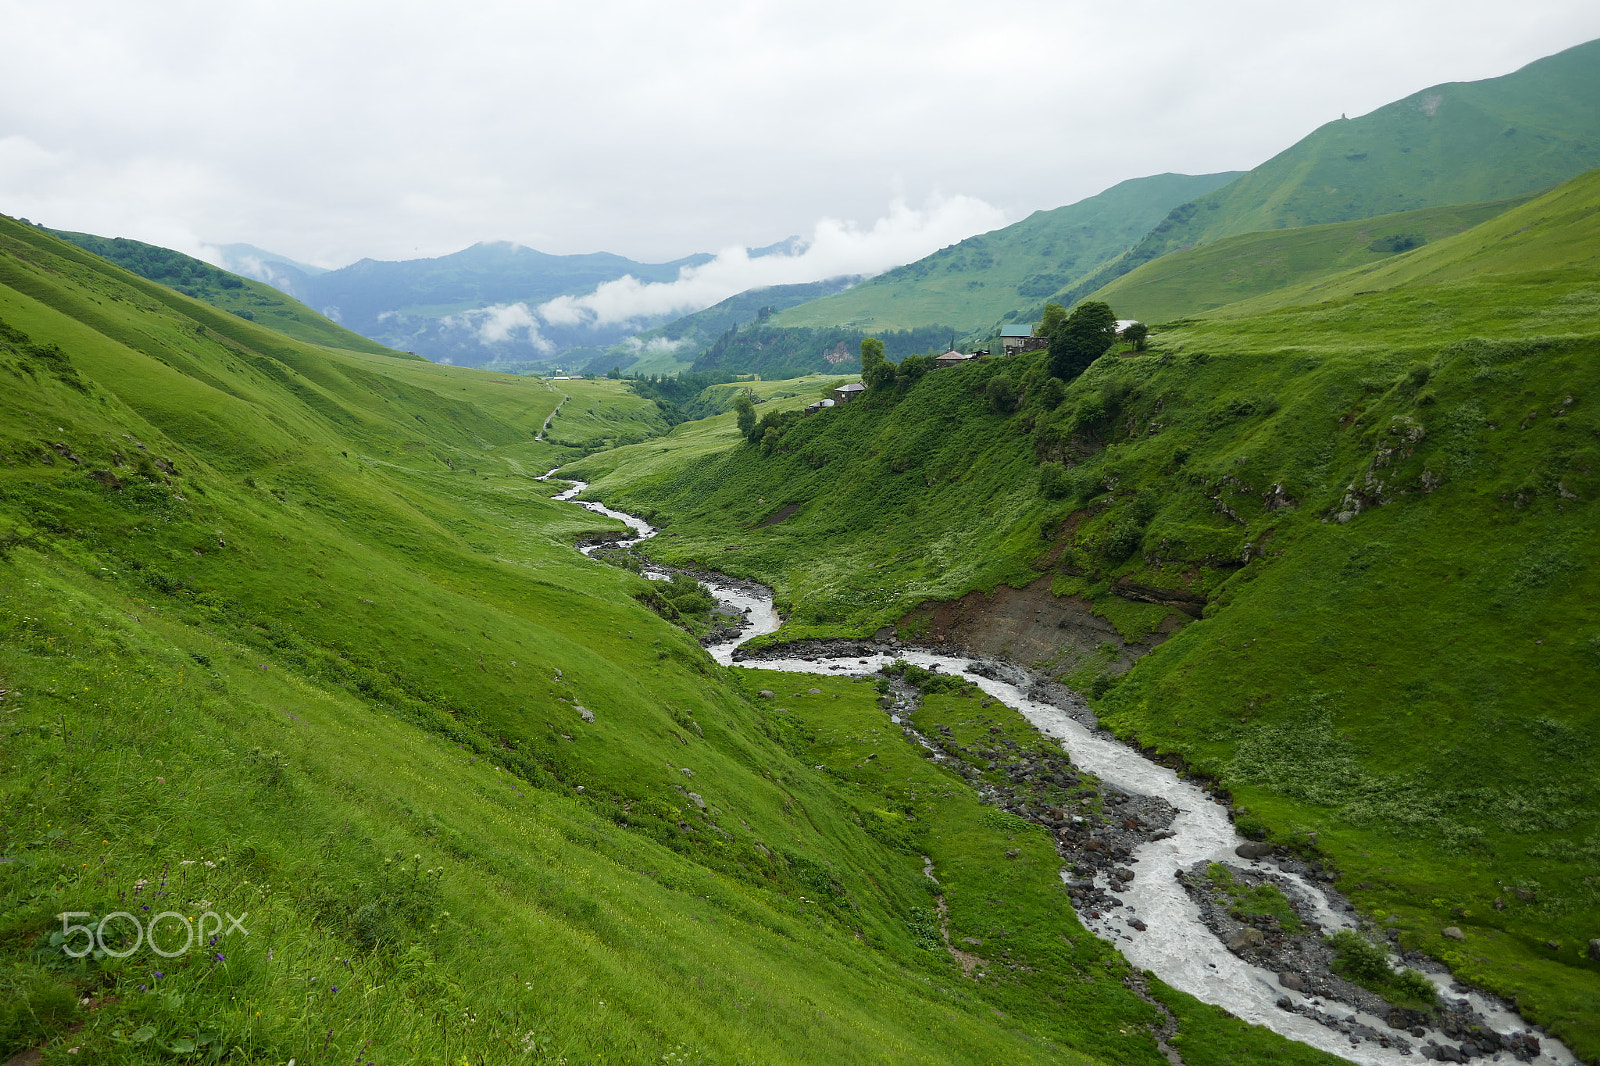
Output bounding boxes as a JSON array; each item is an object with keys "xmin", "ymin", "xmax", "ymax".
[{"xmin": 1327, "ymin": 930, "xmax": 1437, "ymax": 1007}]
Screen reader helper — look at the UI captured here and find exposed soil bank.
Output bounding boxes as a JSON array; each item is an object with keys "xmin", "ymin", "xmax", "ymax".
[{"xmin": 897, "ymin": 575, "xmax": 1187, "ymax": 677}]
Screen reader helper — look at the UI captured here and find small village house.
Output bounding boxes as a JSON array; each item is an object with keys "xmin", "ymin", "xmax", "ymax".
[
  {"xmin": 831, "ymin": 382, "xmax": 867, "ymax": 404},
  {"xmin": 1000, "ymin": 324, "xmax": 1046, "ymax": 353}
]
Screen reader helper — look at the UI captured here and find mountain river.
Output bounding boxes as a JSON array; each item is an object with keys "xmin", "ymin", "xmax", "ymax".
[{"xmin": 547, "ymin": 476, "xmax": 1576, "ymax": 1066}]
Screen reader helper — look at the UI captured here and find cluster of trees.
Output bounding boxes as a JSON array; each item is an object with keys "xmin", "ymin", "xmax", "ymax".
[
  {"xmin": 52, "ymin": 232, "xmax": 245, "ymax": 298},
  {"xmin": 692, "ymin": 323, "xmax": 952, "ymax": 380},
  {"xmin": 1040, "ymin": 300, "xmax": 1140, "ymax": 383},
  {"xmin": 862, "ymin": 338, "xmax": 939, "ymax": 391},
  {"xmin": 733, "ymin": 394, "xmax": 805, "ymax": 453},
  {"xmin": 625, "ymin": 369, "xmax": 744, "ymax": 422}
]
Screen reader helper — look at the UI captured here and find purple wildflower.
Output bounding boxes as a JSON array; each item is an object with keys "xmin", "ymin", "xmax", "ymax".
[
  {"xmin": 214, "ymin": 953, "xmax": 225, "ymax": 963},
  {"xmin": 153, "ymin": 972, "xmax": 164, "ymax": 980}
]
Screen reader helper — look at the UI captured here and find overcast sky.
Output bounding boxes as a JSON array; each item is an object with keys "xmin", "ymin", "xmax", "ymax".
[{"xmin": 3, "ymin": 0, "xmax": 1599, "ymax": 277}]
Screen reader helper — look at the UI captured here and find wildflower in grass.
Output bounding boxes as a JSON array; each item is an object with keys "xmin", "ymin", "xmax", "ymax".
[
  {"xmin": 214, "ymin": 953, "xmax": 225, "ymax": 963},
  {"xmin": 152, "ymin": 972, "xmax": 164, "ymax": 980}
]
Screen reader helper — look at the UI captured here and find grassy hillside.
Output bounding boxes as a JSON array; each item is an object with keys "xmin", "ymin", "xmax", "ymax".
[
  {"xmin": 1086, "ymin": 197, "xmax": 1525, "ymax": 323},
  {"xmin": 772, "ymin": 173, "xmax": 1240, "ymax": 334},
  {"xmin": 1072, "ymin": 37, "xmax": 1600, "ymax": 301},
  {"xmin": 1214, "ymin": 166, "xmax": 1600, "ymax": 316},
  {"xmin": 567, "ymin": 171, "xmax": 1600, "ymax": 1057},
  {"xmin": 47, "ymin": 228, "xmax": 404, "ymax": 356},
  {"xmin": 0, "ymin": 217, "xmax": 1340, "ymax": 1064}
]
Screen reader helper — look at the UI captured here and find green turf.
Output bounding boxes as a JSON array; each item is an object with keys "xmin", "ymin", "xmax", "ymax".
[{"xmin": 1212, "ymin": 165, "xmax": 1600, "ymax": 316}]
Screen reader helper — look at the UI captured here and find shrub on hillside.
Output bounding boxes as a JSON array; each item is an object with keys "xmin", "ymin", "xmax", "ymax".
[
  {"xmin": 896, "ymin": 353, "xmax": 934, "ymax": 387},
  {"xmin": 987, "ymin": 374, "xmax": 1019, "ymax": 414},
  {"xmin": 1038, "ymin": 376, "xmax": 1066, "ymax": 409},
  {"xmin": 745, "ymin": 407, "xmax": 802, "ymax": 450},
  {"xmin": 1328, "ymin": 929, "xmax": 1438, "ymax": 1007}
]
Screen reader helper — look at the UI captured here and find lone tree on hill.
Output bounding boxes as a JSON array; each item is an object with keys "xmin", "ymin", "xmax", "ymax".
[
  {"xmin": 734, "ymin": 395, "xmax": 756, "ymax": 438},
  {"xmin": 1123, "ymin": 321, "xmax": 1149, "ymax": 352},
  {"xmin": 1047, "ymin": 301, "xmax": 1118, "ymax": 382},
  {"xmin": 860, "ymin": 336, "xmax": 895, "ymax": 388}
]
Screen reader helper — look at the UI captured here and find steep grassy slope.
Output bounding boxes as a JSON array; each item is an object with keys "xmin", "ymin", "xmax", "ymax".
[
  {"xmin": 1068, "ymin": 38, "xmax": 1600, "ymax": 303},
  {"xmin": 1086, "ymin": 197, "xmax": 1526, "ymax": 323},
  {"xmin": 772, "ymin": 173, "xmax": 1240, "ymax": 334},
  {"xmin": 0, "ymin": 218, "xmax": 1339, "ymax": 1065},
  {"xmin": 568, "ymin": 173, "xmax": 1600, "ymax": 1056},
  {"xmin": 47, "ymin": 228, "xmax": 402, "ymax": 356}
]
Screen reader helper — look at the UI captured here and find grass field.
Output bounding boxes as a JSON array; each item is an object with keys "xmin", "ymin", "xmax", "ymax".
[{"xmin": 566, "ymin": 168, "xmax": 1600, "ymax": 1058}]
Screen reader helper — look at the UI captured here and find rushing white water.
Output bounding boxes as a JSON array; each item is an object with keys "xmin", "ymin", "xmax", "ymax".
[{"xmin": 547, "ymin": 474, "xmax": 1576, "ymax": 1066}]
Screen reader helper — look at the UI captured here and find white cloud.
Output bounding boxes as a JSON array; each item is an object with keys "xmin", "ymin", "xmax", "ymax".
[
  {"xmin": 435, "ymin": 302, "xmax": 554, "ymax": 351},
  {"xmin": 535, "ymin": 195, "xmax": 1006, "ymax": 328}
]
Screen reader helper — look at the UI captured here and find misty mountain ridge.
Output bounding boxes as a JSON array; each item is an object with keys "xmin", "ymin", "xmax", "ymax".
[{"xmin": 214, "ymin": 235, "xmax": 834, "ymax": 369}]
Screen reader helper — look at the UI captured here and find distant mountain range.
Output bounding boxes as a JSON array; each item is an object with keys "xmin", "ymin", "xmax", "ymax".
[{"xmin": 211, "ymin": 240, "xmax": 718, "ymax": 367}]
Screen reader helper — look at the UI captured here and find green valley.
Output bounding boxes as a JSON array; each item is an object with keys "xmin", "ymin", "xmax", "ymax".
[
  {"xmin": 8, "ymin": 27, "xmax": 1600, "ymax": 1066},
  {"xmin": 0, "ymin": 216, "xmax": 1356, "ymax": 1065},
  {"xmin": 567, "ymin": 166, "xmax": 1600, "ymax": 1058}
]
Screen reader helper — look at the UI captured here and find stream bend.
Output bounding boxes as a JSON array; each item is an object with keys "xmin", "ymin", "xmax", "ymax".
[{"xmin": 546, "ymin": 475, "xmax": 1575, "ymax": 1066}]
